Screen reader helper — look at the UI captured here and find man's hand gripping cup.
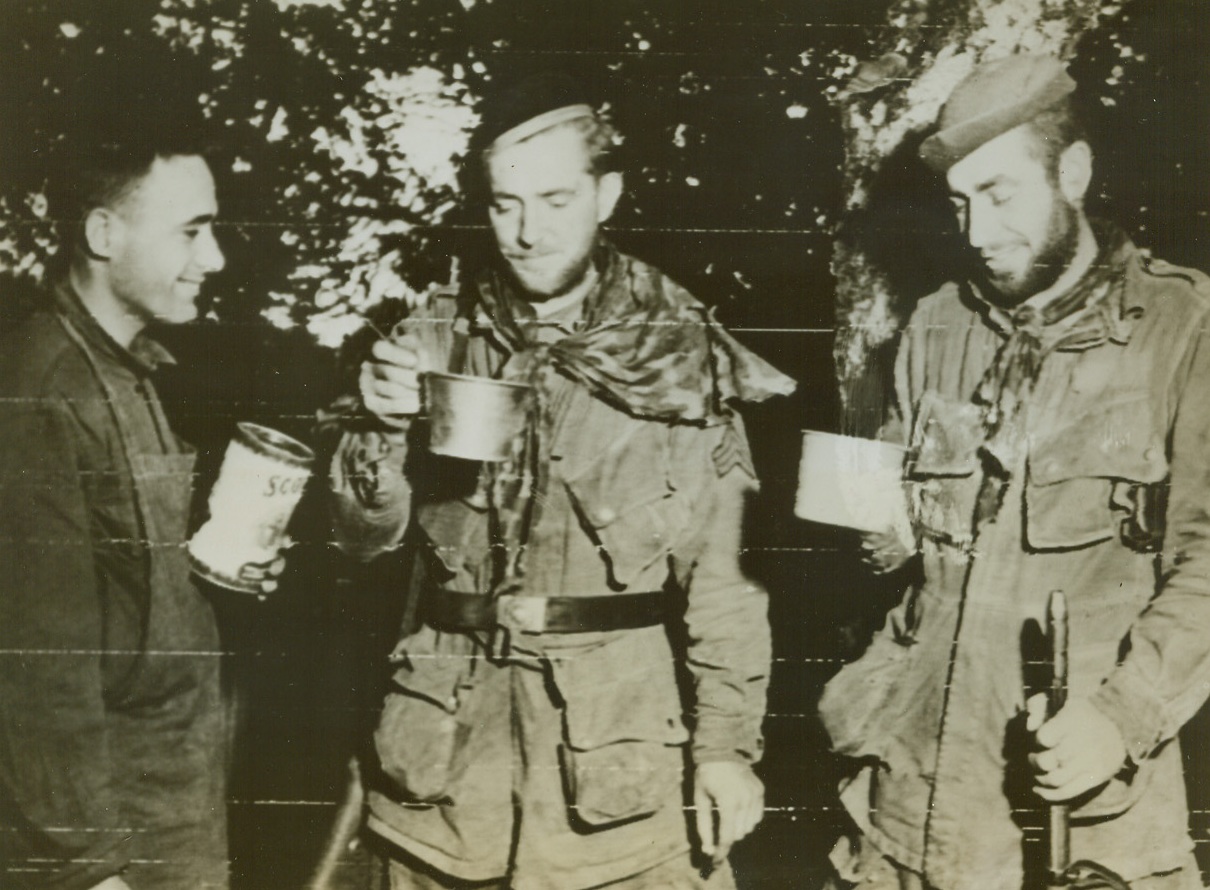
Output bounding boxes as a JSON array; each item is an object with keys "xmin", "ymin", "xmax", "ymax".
[{"xmin": 359, "ymin": 326, "xmax": 434, "ymax": 427}]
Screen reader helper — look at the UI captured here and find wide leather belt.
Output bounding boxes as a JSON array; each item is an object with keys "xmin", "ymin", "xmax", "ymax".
[{"xmin": 425, "ymin": 590, "xmax": 667, "ymax": 635}]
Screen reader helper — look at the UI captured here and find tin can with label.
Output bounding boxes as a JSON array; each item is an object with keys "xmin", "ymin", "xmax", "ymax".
[{"xmin": 188, "ymin": 422, "xmax": 314, "ymax": 593}]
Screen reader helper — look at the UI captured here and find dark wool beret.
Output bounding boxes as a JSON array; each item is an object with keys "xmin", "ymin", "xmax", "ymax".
[
  {"xmin": 474, "ymin": 71, "xmax": 595, "ymax": 153},
  {"xmin": 919, "ymin": 54, "xmax": 1076, "ymax": 172}
]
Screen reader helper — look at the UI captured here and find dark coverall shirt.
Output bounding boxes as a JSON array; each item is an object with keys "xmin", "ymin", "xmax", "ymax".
[{"xmin": 0, "ymin": 283, "xmax": 227, "ymax": 890}]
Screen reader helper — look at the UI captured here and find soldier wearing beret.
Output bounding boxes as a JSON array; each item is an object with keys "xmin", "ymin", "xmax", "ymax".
[
  {"xmin": 326, "ymin": 74, "xmax": 794, "ymax": 888},
  {"xmin": 819, "ymin": 54, "xmax": 1210, "ymax": 889}
]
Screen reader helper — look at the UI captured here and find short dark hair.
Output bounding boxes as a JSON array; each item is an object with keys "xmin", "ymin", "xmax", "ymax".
[
  {"xmin": 47, "ymin": 107, "xmax": 216, "ymax": 259},
  {"xmin": 1022, "ymin": 97, "xmax": 1088, "ymax": 178}
]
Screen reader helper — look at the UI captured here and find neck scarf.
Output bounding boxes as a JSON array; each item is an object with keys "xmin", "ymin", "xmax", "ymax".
[
  {"xmin": 476, "ymin": 242, "xmax": 796, "ymax": 421},
  {"xmin": 972, "ymin": 221, "xmax": 1133, "ymax": 521}
]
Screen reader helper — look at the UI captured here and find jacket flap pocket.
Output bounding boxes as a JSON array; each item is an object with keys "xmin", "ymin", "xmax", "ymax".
[
  {"xmin": 560, "ymin": 418, "xmax": 674, "ymax": 526},
  {"xmin": 375, "ymin": 689, "xmax": 462, "ymax": 803},
  {"xmin": 1024, "ymin": 478, "xmax": 1117, "ymax": 550},
  {"xmin": 550, "ymin": 629, "xmax": 688, "ymax": 827},
  {"xmin": 551, "ymin": 628, "xmax": 689, "ymax": 750},
  {"xmin": 1029, "ymin": 392, "xmax": 1166, "ymax": 486},
  {"xmin": 560, "ymin": 415, "xmax": 681, "ymax": 586},
  {"xmin": 387, "ymin": 626, "xmax": 475, "ymax": 713},
  {"xmin": 909, "ymin": 392, "xmax": 983, "ymax": 478},
  {"xmin": 563, "ymin": 477, "xmax": 676, "ymax": 587},
  {"xmin": 375, "ymin": 629, "xmax": 479, "ymax": 803},
  {"xmin": 1024, "ymin": 394, "xmax": 1165, "ymax": 550}
]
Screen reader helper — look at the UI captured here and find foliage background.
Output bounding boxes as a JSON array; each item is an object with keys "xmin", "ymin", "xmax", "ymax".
[
  {"xmin": 0, "ymin": 1, "xmax": 1207, "ymax": 887},
  {"xmin": 0, "ymin": 1, "xmax": 1205, "ymax": 411}
]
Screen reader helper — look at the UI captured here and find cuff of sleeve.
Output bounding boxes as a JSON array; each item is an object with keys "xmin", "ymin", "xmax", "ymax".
[
  {"xmin": 319, "ymin": 393, "xmax": 413, "ymax": 436},
  {"xmin": 692, "ymin": 718, "xmax": 765, "ymax": 766},
  {"xmin": 329, "ymin": 430, "xmax": 413, "ymax": 559},
  {"xmin": 50, "ymin": 835, "xmax": 130, "ymax": 890},
  {"xmin": 340, "ymin": 429, "xmax": 411, "ymax": 505},
  {"xmin": 374, "ymin": 428, "xmax": 411, "ymax": 470},
  {"xmin": 1089, "ymin": 670, "xmax": 1167, "ymax": 762}
]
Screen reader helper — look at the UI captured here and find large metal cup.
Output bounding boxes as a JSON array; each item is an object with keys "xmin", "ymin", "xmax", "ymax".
[
  {"xmin": 425, "ymin": 372, "xmax": 532, "ymax": 462},
  {"xmin": 794, "ymin": 431, "xmax": 910, "ymax": 536},
  {"xmin": 188, "ymin": 422, "xmax": 314, "ymax": 593}
]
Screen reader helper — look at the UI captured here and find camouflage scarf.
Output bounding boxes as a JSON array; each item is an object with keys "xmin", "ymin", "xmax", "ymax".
[
  {"xmin": 476, "ymin": 242, "xmax": 796, "ymax": 421},
  {"xmin": 473, "ymin": 241, "xmax": 796, "ymax": 590}
]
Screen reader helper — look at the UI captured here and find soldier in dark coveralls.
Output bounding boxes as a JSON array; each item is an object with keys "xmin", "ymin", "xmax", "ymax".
[
  {"xmin": 821, "ymin": 55, "xmax": 1210, "ymax": 890},
  {"xmin": 328, "ymin": 74, "xmax": 796, "ymax": 889},
  {"xmin": 0, "ymin": 120, "xmax": 275, "ymax": 888}
]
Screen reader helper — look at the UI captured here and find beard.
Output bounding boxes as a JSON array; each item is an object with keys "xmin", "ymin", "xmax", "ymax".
[
  {"xmin": 976, "ymin": 198, "xmax": 1081, "ymax": 307},
  {"xmin": 501, "ymin": 249, "xmax": 595, "ymax": 303}
]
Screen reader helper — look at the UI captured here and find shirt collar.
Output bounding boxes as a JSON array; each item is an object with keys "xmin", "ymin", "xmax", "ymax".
[{"xmin": 53, "ymin": 278, "xmax": 178, "ymax": 375}]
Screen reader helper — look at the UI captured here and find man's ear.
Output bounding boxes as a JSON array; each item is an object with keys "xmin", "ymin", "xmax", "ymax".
[
  {"xmin": 595, "ymin": 171, "xmax": 623, "ymax": 224},
  {"xmin": 82, "ymin": 207, "xmax": 120, "ymax": 260},
  {"xmin": 1057, "ymin": 140, "xmax": 1093, "ymax": 205}
]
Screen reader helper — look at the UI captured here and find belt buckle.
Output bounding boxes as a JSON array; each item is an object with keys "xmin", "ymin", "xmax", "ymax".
[{"xmin": 496, "ymin": 595, "xmax": 547, "ymax": 634}]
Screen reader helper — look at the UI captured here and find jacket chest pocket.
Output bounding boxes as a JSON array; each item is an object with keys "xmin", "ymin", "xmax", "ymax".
[
  {"xmin": 907, "ymin": 392, "xmax": 984, "ymax": 545},
  {"xmin": 1026, "ymin": 392, "xmax": 1167, "ymax": 550},
  {"xmin": 560, "ymin": 421, "xmax": 683, "ymax": 589}
]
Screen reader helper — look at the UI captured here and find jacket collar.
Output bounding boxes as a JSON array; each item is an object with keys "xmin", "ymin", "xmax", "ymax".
[
  {"xmin": 52, "ymin": 277, "xmax": 177, "ymax": 376},
  {"xmin": 971, "ymin": 220, "xmax": 1144, "ymax": 348}
]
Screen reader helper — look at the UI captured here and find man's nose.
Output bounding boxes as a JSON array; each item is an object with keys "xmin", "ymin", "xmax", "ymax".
[
  {"xmin": 197, "ymin": 225, "xmax": 226, "ymax": 274},
  {"xmin": 965, "ymin": 200, "xmax": 1000, "ymax": 251},
  {"xmin": 516, "ymin": 204, "xmax": 546, "ymax": 250}
]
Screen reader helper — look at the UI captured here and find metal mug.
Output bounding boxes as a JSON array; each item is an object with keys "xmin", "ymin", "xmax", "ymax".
[
  {"xmin": 425, "ymin": 372, "xmax": 532, "ymax": 462},
  {"xmin": 794, "ymin": 430, "xmax": 910, "ymax": 536}
]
